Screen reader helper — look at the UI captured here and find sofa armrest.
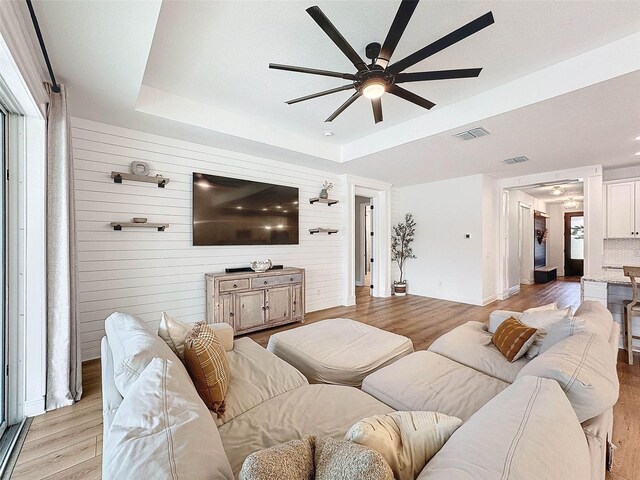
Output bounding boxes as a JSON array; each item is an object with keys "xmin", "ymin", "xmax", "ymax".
[
  {"xmin": 489, "ymin": 310, "xmax": 522, "ymax": 333},
  {"xmin": 209, "ymin": 323, "xmax": 234, "ymax": 351}
]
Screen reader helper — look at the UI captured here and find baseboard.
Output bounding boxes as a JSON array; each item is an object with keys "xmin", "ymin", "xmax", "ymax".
[
  {"xmin": 498, "ymin": 285, "xmax": 520, "ymax": 300},
  {"xmin": 482, "ymin": 294, "xmax": 498, "ymax": 306},
  {"xmin": 355, "ymin": 281, "xmax": 363, "ymax": 287},
  {"xmin": 24, "ymin": 397, "xmax": 45, "ymax": 417},
  {"xmin": 520, "ymin": 279, "xmax": 534, "ymax": 285},
  {"xmin": 343, "ymin": 295, "xmax": 356, "ymax": 307}
]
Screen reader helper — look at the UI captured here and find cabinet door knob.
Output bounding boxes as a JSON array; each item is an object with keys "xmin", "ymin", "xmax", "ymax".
[
  {"xmin": 264, "ymin": 281, "xmax": 268, "ymax": 285},
  {"xmin": 262, "ymin": 306, "xmax": 266, "ymax": 311},
  {"xmin": 233, "ymin": 284, "xmax": 237, "ymax": 288},
  {"xmin": 290, "ymin": 277, "xmax": 294, "ymax": 281},
  {"xmin": 229, "ymin": 312, "xmax": 234, "ymax": 317}
]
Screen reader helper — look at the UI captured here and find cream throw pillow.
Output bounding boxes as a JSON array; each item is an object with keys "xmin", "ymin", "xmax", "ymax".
[
  {"xmin": 158, "ymin": 312, "xmax": 192, "ymax": 361},
  {"xmin": 345, "ymin": 411, "xmax": 462, "ymax": 480},
  {"xmin": 520, "ymin": 306, "xmax": 572, "ymax": 359}
]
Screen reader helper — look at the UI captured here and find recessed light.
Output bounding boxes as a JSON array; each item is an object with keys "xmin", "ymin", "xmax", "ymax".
[
  {"xmin": 635, "ymin": 136, "xmax": 640, "ymax": 141},
  {"xmin": 323, "ymin": 131, "xmax": 334, "ymax": 137},
  {"xmin": 635, "ymin": 152, "xmax": 640, "ymax": 156},
  {"xmin": 236, "ymin": 206, "xmax": 243, "ymax": 210}
]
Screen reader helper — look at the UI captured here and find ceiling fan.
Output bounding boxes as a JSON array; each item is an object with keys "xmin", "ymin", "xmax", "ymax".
[{"xmin": 269, "ymin": 0, "xmax": 494, "ymax": 124}]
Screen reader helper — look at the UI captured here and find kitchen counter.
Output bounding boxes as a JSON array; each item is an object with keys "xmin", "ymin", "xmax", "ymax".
[{"xmin": 582, "ymin": 268, "xmax": 633, "ymax": 286}]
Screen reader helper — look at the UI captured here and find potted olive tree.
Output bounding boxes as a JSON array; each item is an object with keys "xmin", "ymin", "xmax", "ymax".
[{"xmin": 391, "ymin": 213, "xmax": 416, "ymax": 296}]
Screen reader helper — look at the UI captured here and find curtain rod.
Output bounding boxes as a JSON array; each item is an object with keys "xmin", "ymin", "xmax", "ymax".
[{"xmin": 25, "ymin": 0, "xmax": 60, "ymax": 93}]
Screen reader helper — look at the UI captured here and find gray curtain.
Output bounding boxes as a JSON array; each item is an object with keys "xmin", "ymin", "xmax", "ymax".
[{"xmin": 45, "ymin": 83, "xmax": 82, "ymax": 410}]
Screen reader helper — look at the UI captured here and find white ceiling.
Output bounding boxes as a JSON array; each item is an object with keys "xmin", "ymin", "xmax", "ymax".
[
  {"xmin": 23, "ymin": 0, "xmax": 640, "ymax": 186},
  {"xmin": 518, "ymin": 182, "xmax": 584, "ymax": 205},
  {"xmin": 144, "ymin": 1, "xmax": 640, "ymax": 143}
]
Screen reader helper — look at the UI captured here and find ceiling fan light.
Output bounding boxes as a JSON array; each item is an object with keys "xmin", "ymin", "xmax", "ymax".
[{"xmin": 362, "ymin": 80, "xmax": 386, "ymax": 99}]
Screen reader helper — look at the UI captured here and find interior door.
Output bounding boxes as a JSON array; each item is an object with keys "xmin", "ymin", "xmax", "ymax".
[
  {"xmin": 235, "ymin": 291, "xmax": 265, "ymax": 331},
  {"xmin": 564, "ymin": 212, "xmax": 584, "ymax": 277},
  {"xmin": 266, "ymin": 287, "xmax": 291, "ymax": 324}
]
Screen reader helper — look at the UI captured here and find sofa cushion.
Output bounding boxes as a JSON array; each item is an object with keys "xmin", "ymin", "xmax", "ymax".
[
  {"xmin": 105, "ymin": 311, "xmax": 184, "ymax": 396},
  {"xmin": 417, "ymin": 376, "xmax": 591, "ymax": 480},
  {"xmin": 574, "ymin": 300, "xmax": 614, "ymax": 338},
  {"xmin": 158, "ymin": 312, "xmax": 193, "ymax": 360},
  {"xmin": 184, "ymin": 322, "xmax": 230, "ymax": 416},
  {"xmin": 491, "ymin": 317, "xmax": 538, "ymax": 362},
  {"xmin": 428, "ymin": 321, "xmax": 528, "ymax": 383},
  {"xmin": 519, "ymin": 306, "xmax": 572, "ymax": 359},
  {"xmin": 518, "ymin": 333, "xmax": 619, "ymax": 422},
  {"xmin": 103, "ymin": 357, "xmax": 234, "ymax": 480},
  {"xmin": 345, "ymin": 411, "xmax": 462, "ymax": 480},
  {"xmin": 362, "ymin": 351, "xmax": 508, "ymax": 421},
  {"xmin": 214, "ymin": 337, "xmax": 308, "ymax": 427},
  {"xmin": 218, "ymin": 384, "xmax": 393, "ymax": 476}
]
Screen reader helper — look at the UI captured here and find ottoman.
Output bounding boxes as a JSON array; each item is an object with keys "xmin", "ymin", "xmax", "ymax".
[{"xmin": 266, "ymin": 318, "xmax": 414, "ymax": 387}]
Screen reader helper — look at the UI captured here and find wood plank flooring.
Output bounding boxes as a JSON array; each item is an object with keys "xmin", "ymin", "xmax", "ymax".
[{"xmin": 9, "ymin": 278, "xmax": 639, "ymax": 479}]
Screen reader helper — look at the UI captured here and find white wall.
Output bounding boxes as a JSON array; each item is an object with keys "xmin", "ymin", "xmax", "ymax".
[
  {"xmin": 72, "ymin": 117, "xmax": 350, "ymax": 360},
  {"xmin": 398, "ymin": 174, "xmax": 486, "ymax": 305},
  {"xmin": 482, "ymin": 176, "xmax": 498, "ymax": 304}
]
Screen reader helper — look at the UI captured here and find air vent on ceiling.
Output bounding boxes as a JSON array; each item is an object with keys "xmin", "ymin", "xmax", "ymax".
[
  {"xmin": 455, "ymin": 127, "xmax": 490, "ymax": 140},
  {"xmin": 503, "ymin": 156, "xmax": 529, "ymax": 165}
]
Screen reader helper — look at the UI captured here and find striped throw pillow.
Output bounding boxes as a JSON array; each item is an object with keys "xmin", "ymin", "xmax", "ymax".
[
  {"xmin": 184, "ymin": 322, "xmax": 230, "ymax": 417},
  {"xmin": 491, "ymin": 317, "xmax": 538, "ymax": 362}
]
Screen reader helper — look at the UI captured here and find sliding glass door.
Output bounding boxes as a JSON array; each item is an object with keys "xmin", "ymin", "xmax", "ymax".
[{"xmin": 0, "ymin": 109, "xmax": 7, "ymax": 439}]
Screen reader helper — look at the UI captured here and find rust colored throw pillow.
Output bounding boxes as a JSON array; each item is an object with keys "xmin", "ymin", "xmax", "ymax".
[
  {"xmin": 184, "ymin": 322, "xmax": 230, "ymax": 417},
  {"xmin": 491, "ymin": 317, "xmax": 538, "ymax": 363}
]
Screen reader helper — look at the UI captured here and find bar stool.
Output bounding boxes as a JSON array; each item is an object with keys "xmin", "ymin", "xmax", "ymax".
[{"xmin": 623, "ymin": 266, "xmax": 640, "ymax": 365}]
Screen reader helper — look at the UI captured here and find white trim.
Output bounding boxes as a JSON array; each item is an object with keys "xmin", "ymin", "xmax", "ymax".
[
  {"xmin": 0, "ymin": 32, "xmax": 47, "ymax": 419},
  {"xmin": 342, "ymin": 175, "xmax": 392, "ymax": 304},
  {"xmin": 497, "ymin": 165, "xmax": 603, "ymax": 298},
  {"xmin": 518, "ymin": 202, "xmax": 534, "ymax": 285}
]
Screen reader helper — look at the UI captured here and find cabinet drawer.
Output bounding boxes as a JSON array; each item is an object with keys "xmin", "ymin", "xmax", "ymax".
[
  {"xmin": 251, "ymin": 274, "xmax": 302, "ymax": 288},
  {"xmin": 219, "ymin": 279, "xmax": 250, "ymax": 292}
]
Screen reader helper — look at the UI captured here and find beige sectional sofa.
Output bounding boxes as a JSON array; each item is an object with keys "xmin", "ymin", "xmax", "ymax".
[
  {"xmin": 101, "ymin": 301, "xmax": 619, "ymax": 479},
  {"xmin": 363, "ymin": 300, "xmax": 620, "ymax": 480}
]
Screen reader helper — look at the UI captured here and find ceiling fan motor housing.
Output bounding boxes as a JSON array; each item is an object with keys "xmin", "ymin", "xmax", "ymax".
[{"xmin": 365, "ymin": 42, "xmax": 382, "ymax": 61}]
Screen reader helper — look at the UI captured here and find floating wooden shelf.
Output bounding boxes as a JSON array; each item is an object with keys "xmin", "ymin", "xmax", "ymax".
[
  {"xmin": 309, "ymin": 197, "xmax": 338, "ymax": 206},
  {"xmin": 111, "ymin": 171, "xmax": 170, "ymax": 188},
  {"xmin": 110, "ymin": 222, "xmax": 169, "ymax": 232},
  {"xmin": 309, "ymin": 228, "xmax": 338, "ymax": 235}
]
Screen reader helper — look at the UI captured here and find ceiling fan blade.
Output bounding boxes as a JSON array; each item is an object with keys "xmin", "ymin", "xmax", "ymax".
[
  {"xmin": 395, "ymin": 68, "xmax": 483, "ymax": 83},
  {"xmin": 306, "ymin": 6, "xmax": 369, "ymax": 71},
  {"xmin": 376, "ymin": 0, "xmax": 420, "ymax": 69},
  {"xmin": 388, "ymin": 84, "xmax": 435, "ymax": 110},
  {"xmin": 326, "ymin": 91, "xmax": 362, "ymax": 122},
  {"xmin": 286, "ymin": 84, "xmax": 355, "ymax": 105},
  {"xmin": 269, "ymin": 63, "xmax": 357, "ymax": 80},
  {"xmin": 389, "ymin": 11, "xmax": 494, "ymax": 73},
  {"xmin": 372, "ymin": 97, "xmax": 383, "ymax": 124}
]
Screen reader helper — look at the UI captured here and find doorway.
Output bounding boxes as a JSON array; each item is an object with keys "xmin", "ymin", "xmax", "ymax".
[
  {"xmin": 355, "ymin": 195, "xmax": 373, "ymax": 299},
  {"xmin": 564, "ymin": 212, "xmax": 584, "ymax": 277}
]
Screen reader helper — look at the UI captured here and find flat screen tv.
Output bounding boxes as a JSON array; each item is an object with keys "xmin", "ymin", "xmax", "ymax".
[{"xmin": 192, "ymin": 173, "xmax": 299, "ymax": 246}]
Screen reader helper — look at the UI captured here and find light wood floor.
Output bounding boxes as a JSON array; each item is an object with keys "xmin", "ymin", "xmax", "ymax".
[{"xmin": 9, "ymin": 279, "xmax": 639, "ymax": 479}]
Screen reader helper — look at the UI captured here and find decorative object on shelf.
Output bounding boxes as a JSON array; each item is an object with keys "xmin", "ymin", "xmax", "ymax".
[
  {"xmin": 319, "ymin": 181, "xmax": 333, "ymax": 199},
  {"xmin": 391, "ymin": 213, "xmax": 417, "ymax": 296},
  {"xmin": 309, "ymin": 197, "xmax": 339, "ymax": 206},
  {"xmin": 130, "ymin": 161, "xmax": 150, "ymax": 176},
  {"xmin": 110, "ymin": 222, "xmax": 169, "ymax": 231},
  {"xmin": 250, "ymin": 259, "xmax": 272, "ymax": 272},
  {"xmin": 133, "ymin": 217, "xmax": 148, "ymax": 224},
  {"xmin": 563, "ymin": 197, "xmax": 578, "ymax": 209},
  {"xmin": 111, "ymin": 171, "xmax": 170, "ymax": 188},
  {"xmin": 309, "ymin": 228, "xmax": 338, "ymax": 235},
  {"xmin": 535, "ymin": 228, "xmax": 548, "ymax": 245}
]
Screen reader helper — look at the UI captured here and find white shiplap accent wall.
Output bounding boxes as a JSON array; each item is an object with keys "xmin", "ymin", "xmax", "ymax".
[{"xmin": 72, "ymin": 117, "xmax": 346, "ymax": 360}]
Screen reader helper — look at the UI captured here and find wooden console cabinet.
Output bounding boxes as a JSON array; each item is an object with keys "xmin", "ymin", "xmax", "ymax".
[{"xmin": 205, "ymin": 268, "xmax": 305, "ymax": 335}]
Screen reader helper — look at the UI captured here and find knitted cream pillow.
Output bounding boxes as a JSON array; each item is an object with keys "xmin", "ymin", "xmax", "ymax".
[{"xmin": 345, "ymin": 411, "xmax": 462, "ymax": 480}]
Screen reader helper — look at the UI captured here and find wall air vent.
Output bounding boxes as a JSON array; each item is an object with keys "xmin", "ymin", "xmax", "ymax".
[
  {"xmin": 455, "ymin": 127, "xmax": 490, "ymax": 140},
  {"xmin": 503, "ymin": 156, "xmax": 529, "ymax": 165}
]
